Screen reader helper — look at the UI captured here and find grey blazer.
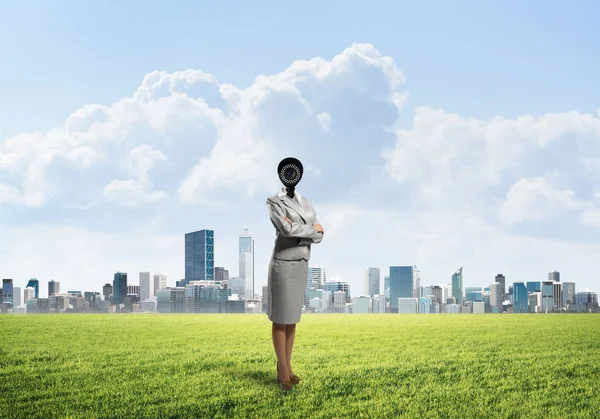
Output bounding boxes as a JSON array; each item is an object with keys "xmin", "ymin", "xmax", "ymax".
[{"xmin": 266, "ymin": 189, "xmax": 323, "ymax": 261}]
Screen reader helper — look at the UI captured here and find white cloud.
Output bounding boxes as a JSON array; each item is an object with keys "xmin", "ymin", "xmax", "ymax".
[{"xmin": 2, "ymin": 43, "xmax": 600, "ymax": 295}]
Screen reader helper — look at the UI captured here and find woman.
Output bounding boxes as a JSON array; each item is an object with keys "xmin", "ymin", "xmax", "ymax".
[{"xmin": 266, "ymin": 157, "xmax": 324, "ymax": 392}]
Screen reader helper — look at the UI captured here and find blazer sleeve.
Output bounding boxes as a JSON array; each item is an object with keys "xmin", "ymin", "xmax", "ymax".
[
  {"xmin": 267, "ymin": 199, "xmax": 320, "ymax": 240},
  {"xmin": 298, "ymin": 217, "xmax": 323, "ymax": 245}
]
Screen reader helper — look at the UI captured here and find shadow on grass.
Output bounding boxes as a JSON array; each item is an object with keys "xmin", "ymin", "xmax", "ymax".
[{"xmin": 222, "ymin": 366, "xmax": 279, "ymax": 389}]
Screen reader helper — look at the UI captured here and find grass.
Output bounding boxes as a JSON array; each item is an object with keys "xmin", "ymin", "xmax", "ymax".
[{"xmin": 1, "ymin": 313, "xmax": 599, "ymax": 418}]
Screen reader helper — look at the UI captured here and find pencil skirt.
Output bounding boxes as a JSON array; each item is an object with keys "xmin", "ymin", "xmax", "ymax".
[{"xmin": 266, "ymin": 258, "xmax": 308, "ymax": 325}]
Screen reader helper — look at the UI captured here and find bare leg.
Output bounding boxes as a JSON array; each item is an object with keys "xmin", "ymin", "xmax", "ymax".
[
  {"xmin": 285, "ymin": 323, "xmax": 296, "ymax": 378},
  {"xmin": 272, "ymin": 322, "xmax": 290, "ymax": 383}
]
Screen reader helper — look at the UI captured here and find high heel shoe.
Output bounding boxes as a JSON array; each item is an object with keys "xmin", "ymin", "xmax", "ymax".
[
  {"xmin": 277, "ymin": 361, "xmax": 301, "ymax": 384},
  {"xmin": 276, "ymin": 362, "xmax": 293, "ymax": 391}
]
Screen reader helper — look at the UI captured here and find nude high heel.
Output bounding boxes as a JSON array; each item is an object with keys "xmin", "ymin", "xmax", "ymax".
[{"xmin": 276, "ymin": 362, "xmax": 293, "ymax": 391}]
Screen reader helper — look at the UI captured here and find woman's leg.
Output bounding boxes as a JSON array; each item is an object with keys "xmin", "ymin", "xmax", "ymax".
[
  {"xmin": 285, "ymin": 323, "xmax": 296, "ymax": 377},
  {"xmin": 272, "ymin": 322, "xmax": 290, "ymax": 382}
]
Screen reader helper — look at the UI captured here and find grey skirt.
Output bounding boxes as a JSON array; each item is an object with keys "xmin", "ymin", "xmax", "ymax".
[{"xmin": 266, "ymin": 258, "xmax": 308, "ymax": 324}]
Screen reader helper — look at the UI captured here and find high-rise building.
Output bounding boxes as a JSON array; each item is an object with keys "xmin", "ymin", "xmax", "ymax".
[
  {"xmin": 140, "ymin": 272, "xmax": 151, "ymax": 301},
  {"xmin": 214, "ymin": 267, "xmax": 229, "ymax": 283},
  {"xmin": 513, "ymin": 282, "xmax": 528, "ymax": 313},
  {"xmin": 12, "ymin": 287, "xmax": 22, "ymax": 307},
  {"xmin": 113, "ymin": 272, "xmax": 128, "ymax": 305},
  {"xmin": 364, "ymin": 267, "xmax": 380, "ymax": 297},
  {"xmin": 24, "ymin": 287, "xmax": 35, "ymax": 303},
  {"xmin": 389, "ymin": 266, "xmax": 413, "ymax": 313},
  {"xmin": 495, "ymin": 274, "xmax": 506, "ymax": 301},
  {"xmin": 48, "ymin": 280, "xmax": 60, "ymax": 296},
  {"xmin": 185, "ymin": 229, "xmax": 214, "ymax": 284},
  {"xmin": 2, "ymin": 279, "xmax": 14, "ymax": 306},
  {"xmin": 26, "ymin": 278, "xmax": 39, "ymax": 299},
  {"xmin": 490, "ymin": 283, "xmax": 503, "ymax": 312},
  {"xmin": 527, "ymin": 281, "xmax": 541, "ymax": 293},
  {"xmin": 306, "ymin": 266, "xmax": 327, "ymax": 308},
  {"xmin": 541, "ymin": 281, "xmax": 554, "ymax": 312},
  {"xmin": 549, "ymin": 270, "xmax": 560, "ymax": 282},
  {"xmin": 102, "ymin": 283, "xmax": 113, "ymax": 303},
  {"xmin": 239, "ymin": 227, "xmax": 254, "ymax": 299},
  {"xmin": 562, "ymin": 282, "xmax": 576, "ymax": 306},
  {"xmin": 553, "ymin": 282, "xmax": 563, "ymax": 310},
  {"xmin": 384, "ymin": 275, "xmax": 390, "ymax": 299},
  {"xmin": 322, "ymin": 277, "xmax": 350, "ymax": 308},
  {"xmin": 153, "ymin": 273, "xmax": 168, "ymax": 296},
  {"xmin": 413, "ymin": 267, "xmax": 421, "ymax": 299},
  {"xmin": 452, "ymin": 267, "xmax": 463, "ymax": 304}
]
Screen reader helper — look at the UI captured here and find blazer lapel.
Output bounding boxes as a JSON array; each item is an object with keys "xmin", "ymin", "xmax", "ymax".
[{"xmin": 278, "ymin": 190, "xmax": 307, "ymax": 223}]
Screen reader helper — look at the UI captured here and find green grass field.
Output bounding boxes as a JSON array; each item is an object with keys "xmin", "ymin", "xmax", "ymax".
[{"xmin": 1, "ymin": 313, "xmax": 599, "ymax": 418}]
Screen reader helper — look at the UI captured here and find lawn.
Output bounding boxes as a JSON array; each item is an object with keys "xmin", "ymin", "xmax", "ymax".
[{"xmin": 1, "ymin": 313, "xmax": 599, "ymax": 418}]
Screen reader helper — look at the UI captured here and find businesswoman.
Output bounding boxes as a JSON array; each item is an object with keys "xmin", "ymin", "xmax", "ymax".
[{"xmin": 266, "ymin": 157, "xmax": 324, "ymax": 391}]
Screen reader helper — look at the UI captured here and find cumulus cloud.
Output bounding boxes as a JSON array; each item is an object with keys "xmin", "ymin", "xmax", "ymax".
[{"xmin": 2, "ymin": 42, "xmax": 600, "ymax": 293}]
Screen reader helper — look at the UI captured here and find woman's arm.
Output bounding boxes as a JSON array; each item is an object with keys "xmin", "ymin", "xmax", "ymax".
[
  {"xmin": 298, "ymin": 217, "xmax": 323, "ymax": 245},
  {"xmin": 267, "ymin": 200, "xmax": 320, "ymax": 240}
]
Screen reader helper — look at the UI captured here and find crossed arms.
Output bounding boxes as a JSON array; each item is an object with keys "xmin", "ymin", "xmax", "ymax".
[{"xmin": 267, "ymin": 200, "xmax": 324, "ymax": 245}]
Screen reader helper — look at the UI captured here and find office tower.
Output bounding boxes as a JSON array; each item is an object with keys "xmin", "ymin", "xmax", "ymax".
[
  {"xmin": 452, "ymin": 267, "xmax": 463, "ymax": 304},
  {"xmin": 384, "ymin": 275, "xmax": 390, "ymax": 298},
  {"xmin": 215, "ymin": 267, "xmax": 229, "ymax": 283},
  {"xmin": 113, "ymin": 272, "xmax": 127, "ymax": 305},
  {"xmin": 549, "ymin": 270, "xmax": 560, "ymax": 282},
  {"xmin": 490, "ymin": 283, "xmax": 503, "ymax": 312},
  {"xmin": 389, "ymin": 266, "xmax": 413, "ymax": 313},
  {"xmin": 27, "ymin": 278, "xmax": 39, "ymax": 299},
  {"xmin": 102, "ymin": 283, "xmax": 113, "ymax": 303},
  {"xmin": 127, "ymin": 284, "xmax": 140, "ymax": 296},
  {"xmin": 306, "ymin": 266, "xmax": 327, "ymax": 307},
  {"xmin": 185, "ymin": 229, "xmax": 214, "ymax": 284},
  {"xmin": 322, "ymin": 278, "xmax": 350, "ymax": 307},
  {"xmin": 562, "ymin": 282, "xmax": 576, "ymax": 306},
  {"xmin": 12, "ymin": 287, "xmax": 22, "ymax": 307},
  {"xmin": 432, "ymin": 285, "xmax": 444, "ymax": 310},
  {"xmin": 262, "ymin": 285, "xmax": 269, "ymax": 313},
  {"xmin": 495, "ymin": 274, "xmax": 506, "ymax": 301},
  {"xmin": 413, "ymin": 267, "xmax": 421, "ymax": 299},
  {"xmin": 153, "ymin": 273, "xmax": 168, "ymax": 296},
  {"xmin": 24, "ymin": 287, "xmax": 35, "ymax": 303},
  {"xmin": 239, "ymin": 227, "xmax": 254, "ymax": 299},
  {"xmin": 553, "ymin": 282, "xmax": 562, "ymax": 310},
  {"xmin": 140, "ymin": 272, "xmax": 151, "ymax": 301},
  {"xmin": 48, "ymin": 280, "xmax": 60, "ymax": 296},
  {"xmin": 527, "ymin": 281, "xmax": 541, "ymax": 293},
  {"xmin": 513, "ymin": 282, "xmax": 528, "ymax": 313},
  {"xmin": 364, "ymin": 267, "xmax": 380, "ymax": 297},
  {"xmin": 2, "ymin": 279, "xmax": 13, "ymax": 305},
  {"xmin": 541, "ymin": 281, "xmax": 554, "ymax": 312}
]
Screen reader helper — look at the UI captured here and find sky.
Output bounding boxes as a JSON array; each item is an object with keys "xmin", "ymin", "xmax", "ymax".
[{"xmin": 1, "ymin": 0, "xmax": 599, "ymax": 299}]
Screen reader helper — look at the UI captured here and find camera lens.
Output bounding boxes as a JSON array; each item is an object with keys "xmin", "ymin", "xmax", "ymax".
[{"xmin": 284, "ymin": 167, "xmax": 297, "ymax": 181}]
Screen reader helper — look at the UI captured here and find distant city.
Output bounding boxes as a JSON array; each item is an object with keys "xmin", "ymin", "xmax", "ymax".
[{"xmin": 1, "ymin": 228, "xmax": 599, "ymax": 315}]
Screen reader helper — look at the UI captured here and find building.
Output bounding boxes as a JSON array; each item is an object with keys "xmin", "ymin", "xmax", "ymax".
[
  {"xmin": 513, "ymin": 282, "xmax": 528, "ymax": 313},
  {"xmin": 113, "ymin": 272, "xmax": 127, "ymax": 305},
  {"xmin": 384, "ymin": 275, "xmax": 390, "ymax": 300},
  {"xmin": 413, "ymin": 267, "xmax": 421, "ymax": 299},
  {"xmin": 185, "ymin": 229, "xmax": 214, "ymax": 284},
  {"xmin": 2, "ymin": 279, "xmax": 13, "ymax": 306},
  {"xmin": 12, "ymin": 286, "xmax": 22, "ymax": 307},
  {"xmin": 102, "ymin": 283, "xmax": 113, "ymax": 303},
  {"xmin": 389, "ymin": 266, "xmax": 414, "ymax": 313},
  {"xmin": 48, "ymin": 280, "xmax": 60, "ymax": 296},
  {"xmin": 398, "ymin": 297, "xmax": 418, "ymax": 313},
  {"xmin": 127, "ymin": 284, "xmax": 140, "ymax": 297},
  {"xmin": 239, "ymin": 227, "xmax": 254, "ymax": 299},
  {"xmin": 549, "ymin": 270, "xmax": 560, "ymax": 282},
  {"xmin": 527, "ymin": 281, "xmax": 541, "ymax": 293},
  {"xmin": 214, "ymin": 267, "xmax": 229, "ymax": 283},
  {"xmin": 452, "ymin": 267, "xmax": 463, "ymax": 304},
  {"xmin": 562, "ymin": 282, "xmax": 576, "ymax": 306},
  {"xmin": 495, "ymin": 274, "xmax": 506, "ymax": 301},
  {"xmin": 153, "ymin": 273, "xmax": 168, "ymax": 296},
  {"xmin": 322, "ymin": 277, "xmax": 350, "ymax": 308},
  {"xmin": 541, "ymin": 281, "xmax": 554, "ymax": 312},
  {"xmin": 140, "ymin": 272, "xmax": 151, "ymax": 301},
  {"xmin": 26, "ymin": 278, "xmax": 39, "ymax": 299},
  {"xmin": 157, "ymin": 287, "xmax": 185, "ymax": 313},
  {"xmin": 306, "ymin": 266, "xmax": 327, "ymax": 308},
  {"xmin": 352, "ymin": 296, "xmax": 371, "ymax": 313},
  {"xmin": 364, "ymin": 267, "xmax": 380, "ymax": 297},
  {"xmin": 553, "ymin": 282, "xmax": 563, "ymax": 310},
  {"xmin": 490, "ymin": 283, "xmax": 503, "ymax": 312}
]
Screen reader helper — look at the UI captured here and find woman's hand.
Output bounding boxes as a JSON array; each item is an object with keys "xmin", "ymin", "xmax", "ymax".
[{"xmin": 314, "ymin": 223, "xmax": 324, "ymax": 234}]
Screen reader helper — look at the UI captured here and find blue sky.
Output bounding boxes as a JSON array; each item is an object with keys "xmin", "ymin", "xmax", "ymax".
[{"xmin": 1, "ymin": 1, "xmax": 599, "ymax": 298}]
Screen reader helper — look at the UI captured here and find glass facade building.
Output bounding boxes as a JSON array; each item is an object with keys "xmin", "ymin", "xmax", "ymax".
[
  {"xmin": 452, "ymin": 267, "xmax": 463, "ymax": 304},
  {"xmin": 527, "ymin": 281, "xmax": 541, "ymax": 293},
  {"xmin": 513, "ymin": 282, "xmax": 528, "ymax": 313},
  {"xmin": 239, "ymin": 227, "xmax": 254, "ymax": 299},
  {"xmin": 185, "ymin": 230, "xmax": 214, "ymax": 284},
  {"xmin": 389, "ymin": 266, "xmax": 413, "ymax": 313},
  {"xmin": 113, "ymin": 272, "xmax": 127, "ymax": 305},
  {"xmin": 26, "ymin": 278, "xmax": 39, "ymax": 299}
]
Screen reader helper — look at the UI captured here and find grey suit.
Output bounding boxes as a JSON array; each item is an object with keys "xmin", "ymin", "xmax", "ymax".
[{"xmin": 265, "ymin": 188, "xmax": 323, "ymax": 324}]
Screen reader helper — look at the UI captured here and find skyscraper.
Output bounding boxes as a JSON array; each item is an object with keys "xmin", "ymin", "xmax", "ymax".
[
  {"xmin": 452, "ymin": 267, "xmax": 463, "ymax": 304},
  {"xmin": 306, "ymin": 265, "xmax": 327, "ymax": 308},
  {"xmin": 239, "ymin": 227, "xmax": 255, "ymax": 299},
  {"xmin": 389, "ymin": 266, "xmax": 413, "ymax": 313},
  {"xmin": 48, "ymin": 280, "xmax": 60, "ymax": 296},
  {"xmin": 364, "ymin": 267, "xmax": 380, "ymax": 297},
  {"xmin": 185, "ymin": 229, "xmax": 214, "ymax": 284},
  {"xmin": 562, "ymin": 282, "xmax": 576, "ymax": 306},
  {"xmin": 495, "ymin": 274, "xmax": 506, "ymax": 301},
  {"xmin": 113, "ymin": 272, "xmax": 127, "ymax": 305},
  {"xmin": 549, "ymin": 270, "xmax": 560, "ymax": 282},
  {"xmin": 140, "ymin": 272, "xmax": 151, "ymax": 301},
  {"xmin": 413, "ymin": 267, "xmax": 421, "ymax": 299},
  {"xmin": 2, "ymin": 279, "xmax": 13, "ymax": 306},
  {"xmin": 513, "ymin": 282, "xmax": 528, "ymax": 313},
  {"xmin": 215, "ymin": 267, "xmax": 229, "ymax": 283},
  {"xmin": 27, "ymin": 278, "xmax": 39, "ymax": 299},
  {"xmin": 153, "ymin": 273, "xmax": 167, "ymax": 296}
]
